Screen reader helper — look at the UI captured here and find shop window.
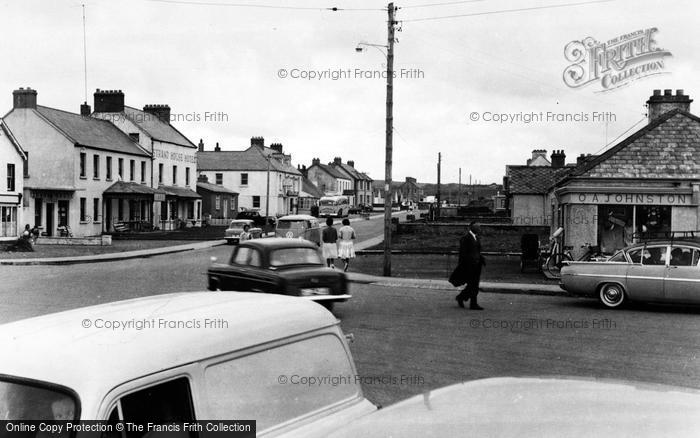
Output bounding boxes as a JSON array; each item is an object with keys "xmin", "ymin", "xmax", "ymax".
[
  {"xmin": 253, "ymin": 195, "xmax": 260, "ymax": 208},
  {"xmin": 6, "ymin": 164, "xmax": 15, "ymax": 191},
  {"xmin": 1, "ymin": 206, "xmax": 18, "ymax": 237}
]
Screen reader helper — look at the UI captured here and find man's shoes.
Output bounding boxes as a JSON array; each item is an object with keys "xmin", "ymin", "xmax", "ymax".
[
  {"xmin": 455, "ymin": 296, "xmax": 465, "ymax": 308},
  {"xmin": 469, "ymin": 304, "xmax": 484, "ymax": 310}
]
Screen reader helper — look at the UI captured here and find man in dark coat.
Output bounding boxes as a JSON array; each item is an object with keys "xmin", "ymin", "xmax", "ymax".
[{"xmin": 455, "ymin": 222, "xmax": 486, "ymax": 310}]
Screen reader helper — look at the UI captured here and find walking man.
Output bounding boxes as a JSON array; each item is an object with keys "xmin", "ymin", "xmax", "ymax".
[{"xmin": 455, "ymin": 221, "xmax": 486, "ymax": 310}]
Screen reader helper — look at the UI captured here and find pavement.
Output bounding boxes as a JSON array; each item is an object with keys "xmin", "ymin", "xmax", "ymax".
[{"xmin": 0, "ymin": 211, "xmax": 564, "ymax": 295}]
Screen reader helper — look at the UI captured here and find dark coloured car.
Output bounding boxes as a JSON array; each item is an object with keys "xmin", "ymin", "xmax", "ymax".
[
  {"xmin": 207, "ymin": 238, "xmax": 351, "ymax": 311},
  {"xmin": 235, "ymin": 209, "xmax": 267, "ymax": 228}
]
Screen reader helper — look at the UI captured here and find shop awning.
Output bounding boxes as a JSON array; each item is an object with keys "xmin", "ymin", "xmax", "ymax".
[
  {"xmin": 103, "ymin": 181, "xmax": 165, "ymax": 199},
  {"xmin": 160, "ymin": 185, "xmax": 202, "ymax": 199}
]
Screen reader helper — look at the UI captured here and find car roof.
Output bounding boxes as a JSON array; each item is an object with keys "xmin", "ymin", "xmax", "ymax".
[
  {"xmin": 0, "ymin": 293, "xmax": 336, "ymax": 403},
  {"xmin": 278, "ymin": 215, "xmax": 317, "ymax": 221},
  {"xmin": 240, "ymin": 237, "xmax": 318, "ymax": 250},
  {"xmin": 327, "ymin": 377, "xmax": 700, "ymax": 438},
  {"xmin": 625, "ymin": 240, "xmax": 700, "ymax": 250}
]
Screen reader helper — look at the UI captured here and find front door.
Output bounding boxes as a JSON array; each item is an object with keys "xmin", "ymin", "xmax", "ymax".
[
  {"xmin": 105, "ymin": 199, "xmax": 112, "ymax": 232},
  {"xmin": 46, "ymin": 203, "xmax": 54, "ymax": 236},
  {"xmin": 57, "ymin": 200, "xmax": 69, "ymax": 227}
]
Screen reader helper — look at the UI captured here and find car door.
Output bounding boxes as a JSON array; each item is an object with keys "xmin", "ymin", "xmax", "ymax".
[
  {"xmin": 221, "ymin": 246, "xmax": 257, "ymax": 290},
  {"xmin": 625, "ymin": 245, "xmax": 668, "ymax": 301},
  {"xmin": 664, "ymin": 246, "xmax": 700, "ymax": 303}
]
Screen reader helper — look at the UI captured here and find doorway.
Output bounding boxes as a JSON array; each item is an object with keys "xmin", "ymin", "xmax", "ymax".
[{"xmin": 46, "ymin": 203, "xmax": 54, "ymax": 236}]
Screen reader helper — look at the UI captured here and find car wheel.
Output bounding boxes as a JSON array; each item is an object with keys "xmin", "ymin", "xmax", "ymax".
[
  {"xmin": 208, "ymin": 277, "xmax": 221, "ymax": 291},
  {"xmin": 599, "ymin": 283, "xmax": 626, "ymax": 308}
]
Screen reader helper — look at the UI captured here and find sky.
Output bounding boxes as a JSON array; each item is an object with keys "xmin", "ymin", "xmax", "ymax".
[{"xmin": 1, "ymin": 0, "xmax": 699, "ymax": 185}]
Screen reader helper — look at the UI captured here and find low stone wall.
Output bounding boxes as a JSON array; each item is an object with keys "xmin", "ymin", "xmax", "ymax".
[
  {"xmin": 36, "ymin": 235, "xmax": 112, "ymax": 246},
  {"xmin": 395, "ymin": 222, "xmax": 550, "ymax": 253}
]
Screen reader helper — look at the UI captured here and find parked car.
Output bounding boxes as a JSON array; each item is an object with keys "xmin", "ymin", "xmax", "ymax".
[
  {"xmin": 560, "ymin": 240, "xmax": 700, "ymax": 308},
  {"xmin": 224, "ymin": 219, "xmax": 262, "ymax": 244},
  {"xmin": 208, "ymin": 238, "xmax": 350, "ymax": 310},
  {"xmin": 0, "ymin": 293, "xmax": 375, "ymax": 436},
  {"xmin": 327, "ymin": 377, "xmax": 700, "ymax": 438},
  {"xmin": 235, "ymin": 208, "xmax": 267, "ymax": 228},
  {"xmin": 275, "ymin": 214, "xmax": 321, "ymax": 245}
]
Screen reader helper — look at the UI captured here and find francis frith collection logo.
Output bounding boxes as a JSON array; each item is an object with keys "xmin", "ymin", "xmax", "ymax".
[{"xmin": 563, "ymin": 28, "xmax": 672, "ymax": 92}]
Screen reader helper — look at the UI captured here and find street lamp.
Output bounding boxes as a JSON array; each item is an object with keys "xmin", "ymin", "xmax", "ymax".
[{"xmin": 356, "ymin": 3, "xmax": 396, "ymax": 277}]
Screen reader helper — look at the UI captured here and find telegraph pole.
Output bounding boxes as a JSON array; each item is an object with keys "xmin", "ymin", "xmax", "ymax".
[
  {"xmin": 436, "ymin": 152, "xmax": 441, "ymax": 219},
  {"xmin": 265, "ymin": 155, "xmax": 271, "ymax": 217},
  {"xmin": 383, "ymin": 2, "xmax": 396, "ymax": 277},
  {"xmin": 458, "ymin": 167, "xmax": 462, "ymax": 207}
]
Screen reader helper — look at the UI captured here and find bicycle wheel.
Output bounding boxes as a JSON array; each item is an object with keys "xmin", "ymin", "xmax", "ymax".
[{"xmin": 546, "ymin": 253, "xmax": 573, "ymax": 277}]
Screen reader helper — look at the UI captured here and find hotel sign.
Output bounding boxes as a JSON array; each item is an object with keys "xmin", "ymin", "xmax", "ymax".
[{"xmin": 570, "ymin": 193, "xmax": 693, "ymax": 205}]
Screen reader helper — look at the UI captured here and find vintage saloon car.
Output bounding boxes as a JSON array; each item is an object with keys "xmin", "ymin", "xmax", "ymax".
[
  {"xmin": 560, "ymin": 240, "xmax": 700, "ymax": 308},
  {"xmin": 224, "ymin": 219, "xmax": 262, "ymax": 244},
  {"xmin": 0, "ymin": 293, "xmax": 376, "ymax": 436},
  {"xmin": 207, "ymin": 238, "xmax": 350, "ymax": 310}
]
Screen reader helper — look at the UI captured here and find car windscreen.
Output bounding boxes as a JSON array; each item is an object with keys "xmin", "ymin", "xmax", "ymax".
[
  {"xmin": 277, "ymin": 220, "xmax": 308, "ymax": 230},
  {"xmin": 0, "ymin": 378, "xmax": 78, "ymax": 420},
  {"xmin": 269, "ymin": 248, "xmax": 323, "ymax": 267},
  {"xmin": 319, "ymin": 200, "xmax": 336, "ymax": 206},
  {"xmin": 229, "ymin": 221, "xmax": 249, "ymax": 228}
]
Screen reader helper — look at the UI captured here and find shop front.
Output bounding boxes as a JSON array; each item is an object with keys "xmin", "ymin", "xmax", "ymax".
[
  {"xmin": 158, "ymin": 185, "xmax": 202, "ymax": 230},
  {"xmin": 553, "ymin": 184, "xmax": 699, "ymax": 259},
  {"xmin": 103, "ymin": 182, "xmax": 163, "ymax": 233}
]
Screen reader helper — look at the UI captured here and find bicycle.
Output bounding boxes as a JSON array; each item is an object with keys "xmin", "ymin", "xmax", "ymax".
[{"xmin": 542, "ymin": 228, "xmax": 572, "ymax": 278}]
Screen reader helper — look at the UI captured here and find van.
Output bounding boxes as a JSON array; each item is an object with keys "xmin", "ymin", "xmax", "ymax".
[
  {"xmin": 319, "ymin": 196, "xmax": 350, "ymax": 218},
  {"xmin": 0, "ymin": 293, "xmax": 376, "ymax": 437},
  {"xmin": 275, "ymin": 214, "xmax": 321, "ymax": 245}
]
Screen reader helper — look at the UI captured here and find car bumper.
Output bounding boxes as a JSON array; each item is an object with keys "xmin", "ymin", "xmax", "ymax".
[
  {"xmin": 224, "ymin": 237, "xmax": 240, "ymax": 244},
  {"xmin": 301, "ymin": 294, "xmax": 352, "ymax": 302}
]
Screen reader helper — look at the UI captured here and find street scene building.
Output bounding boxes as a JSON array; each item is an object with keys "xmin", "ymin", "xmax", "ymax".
[
  {"xmin": 3, "ymin": 88, "xmax": 153, "ymax": 237},
  {"xmin": 91, "ymin": 89, "xmax": 202, "ymax": 230},
  {"xmin": 329, "ymin": 157, "xmax": 374, "ymax": 206},
  {"xmin": 307, "ymin": 158, "xmax": 353, "ymax": 197},
  {"xmin": 197, "ymin": 137, "xmax": 302, "ymax": 217},
  {"xmin": 550, "ymin": 89, "xmax": 700, "ymax": 258},
  {"xmin": 196, "ymin": 174, "xmax": 239, "ymax": 222},
  {"xmin": 0, "ymin": 119, "xmax": 25, "ymax": 241}
]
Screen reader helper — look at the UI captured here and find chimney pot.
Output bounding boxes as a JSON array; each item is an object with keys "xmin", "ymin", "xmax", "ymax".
[
  {"xmin": 80, "ymin": 102, "xmax": 91, "ymax": 117},
  {"xmin": 198, "ymin": 139, "xmax": 204, "ymax": 152},
  {"xmin": 214, "ymin": 142, "xmax": 221, "ymax": 152},
  {"xmin": 664, "ymin": 89, "xmax": 672, "ymax": 96}
]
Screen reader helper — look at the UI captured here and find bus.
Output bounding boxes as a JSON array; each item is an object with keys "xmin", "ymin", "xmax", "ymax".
[{"xmin": 319, "ymin": 196, "xmax": 350, "ymax": 217}]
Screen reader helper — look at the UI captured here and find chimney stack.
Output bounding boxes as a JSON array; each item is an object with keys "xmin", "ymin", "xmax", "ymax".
[
  {"xmin": 214, "ymin": 142, "xmax": 221, "ymax": 152},
  {"xmin": 94, "ymin": 89, "xmax": 125, "ymax": 113},
  {"xmin": 250, "ymin": 136, "xmax": 264, "ymax": 148},
  {"xmin": 347, "ymin": 160, "xmax": 355, "ymax": 168},
  {"xmin": 198, "ymin": 139, "xmax": 204, "ymax": 152},
  {"xmin": 551, "ymin": 150, "xmax": 566, "ymax": 168},
  {"xmin": 270, "ymin": 143, "xmax": 283, "ymax": 154},
  {"xmin": 143, "ymin": 104, "xmax": 171, "ymax": 123},
  {"xmin": 80, "ymin": 102, "xmax": 91, "ymax": 117},
  {"xmin": 312, "ymin": 158, "xmax": 321, "ymax": 166},
  {"xmin": 197, "ymin": 174, "xmax": 208, "ymax": 183},
  {"xmin": 646, "ymin": 89, "xmax": 692, "ymax": 123},
  {"xmin": 12, "ymin": 87, "xmax": 37, "ymax": 109},
  {"xmin": 333, "ymin": 157, "xmax": 342, "ymax": 165}
]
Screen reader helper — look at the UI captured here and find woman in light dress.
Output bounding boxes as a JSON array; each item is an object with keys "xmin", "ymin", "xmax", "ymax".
[
  {"xmin": 337, "ymin": 218, "xmax": 356, "ymax": 272},
  {"xmin": 322, "ymin": 217, "xmax": 339, "ymax": 268}
]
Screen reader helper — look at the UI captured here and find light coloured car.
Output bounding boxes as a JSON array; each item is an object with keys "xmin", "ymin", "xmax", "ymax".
[
  {"xmin": 0, "ymin": 293, "xmax": 375, "ymax": 436},
  {"xmin": 275, "ymin": 214, "xmax": 321, "ymax": 245},
  {"xmin": 560, "ymin": 240, "xmax": 700, "ymax": 308},
  {"xmin": 224, "ymin": 219, "xmax": 262, "ymax": 244},
  {"xmin": 327, "ymin": 377, "xmax": 700, "ymax": 438}
]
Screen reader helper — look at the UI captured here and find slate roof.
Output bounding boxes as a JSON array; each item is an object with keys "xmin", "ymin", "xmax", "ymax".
[
  {"xmin": 506, "ymin": 166, "xmax": 572, "ymax": 195},
  {"xmin": 313, "ymin": 163, "xmax": 349, "ymax": 179},
  {"xmin": 122, "ymin": 106, "xmax": 196, "ymax": 148},
  {"xmin": 565, "ymin": 109, "xmax": 700, "ymax": 180},
  {"xmin": 198, "ymin": 145, "xmax": 301, "ymax": 175},
  {"xmin": 196, "ymin": 181, "xmax": 238, "ymax": 195},
  {"xmin": 34, "ymin": 106, "xmax": 149, "ymax": 156},
  {"xmin": 301, "ymin": 177, "xmax": 324, "ymax": 198}
]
